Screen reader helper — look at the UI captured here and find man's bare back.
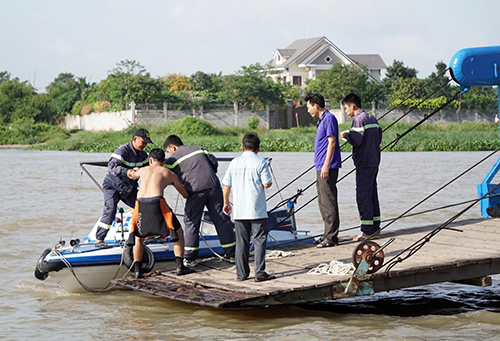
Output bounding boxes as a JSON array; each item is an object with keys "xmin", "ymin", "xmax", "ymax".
[
  {"xmin": 132, "ymin": 159, "xmax": 188, "ymax": 199},
  {"xmin": 127, "ymin": 148, "xmax": 193, "ymax": 278}
]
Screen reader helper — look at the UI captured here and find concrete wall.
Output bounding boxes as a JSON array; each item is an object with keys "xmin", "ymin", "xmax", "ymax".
[
  {"xmin": 373, "ymin": 108, "xmax": 497, "ymax": 124},
  {"xmin": 65, "ymin": 110, "xmax": 133, "ymax": 131},
  {"xmin": 65, "ymin": 104, "xmax": 497, "ymax": 132},
  {"xmin": 65, "ymin": 104, "xmax": 271, "ymax": 131}
]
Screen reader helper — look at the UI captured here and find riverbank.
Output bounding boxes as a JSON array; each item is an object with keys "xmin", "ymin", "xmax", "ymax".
[{"xmin": 2, "ymin": 119, "xmax": 499, "ymax": 153}]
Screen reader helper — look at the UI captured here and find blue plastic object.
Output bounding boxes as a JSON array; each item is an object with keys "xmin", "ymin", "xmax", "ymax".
[
  {"xmin": 449, "ymin": 45, "xmax": 500, "ymax": 92},
  {"xmin": 450, "ymin": 46, "xmax": 500, "ymax": 217}
]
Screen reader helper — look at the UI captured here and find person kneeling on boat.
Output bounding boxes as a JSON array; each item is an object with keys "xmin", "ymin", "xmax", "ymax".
[{"xmin": 127, "ymin": 148, "xmax": 195, "ymax": 278}]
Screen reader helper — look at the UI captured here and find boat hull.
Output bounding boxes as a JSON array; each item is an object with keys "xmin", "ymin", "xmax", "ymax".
[{"xmin": 35, "ymin": 208, "xmax": 312, "ymax": 293}]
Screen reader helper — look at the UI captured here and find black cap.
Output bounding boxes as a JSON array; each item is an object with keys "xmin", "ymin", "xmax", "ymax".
[{"xmin": 133, "ymin": 128, "xmax": 153, "ymax": 144}]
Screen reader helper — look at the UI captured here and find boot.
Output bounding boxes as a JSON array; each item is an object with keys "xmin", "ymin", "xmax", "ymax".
[
  {"xmin": 175, "ymin": 257, "xmax": 195, "ymax": 276},
  {"xmin": 133, "ymin": 261, "xmax": 143, "ymax": 279}
]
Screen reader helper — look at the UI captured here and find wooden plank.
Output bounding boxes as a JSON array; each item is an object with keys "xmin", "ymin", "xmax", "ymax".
[{"xmin": 112, "ymin": 218, "xmax": 500, "ymax": 308}]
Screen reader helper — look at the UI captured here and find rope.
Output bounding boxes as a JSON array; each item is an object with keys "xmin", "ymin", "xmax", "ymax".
[
  {"xmin": 307, "ymin": 260, "xmax": 355, "ymax": 276},
  {"xmin": 266, "ymin": 250, "xmax": 295, "ymax": 259},
  {"xmin": 53, "ymin": 245, "xmax": 130, "ymax": 293},
  {"xmin": 382, "ymin": 181, "xmax": 500, "ymax": 275},
  {"xmin": 70, "ymin": 171, "xmax": 84, "ymax": 239},
  {"xmin": 198, "ymin": 230, "xmax": 228, "ymax": 262},
  {"xmin": 267, "ymin": 90, "xmax": 464, "ymax": 227},
  {"xmin": 266, "ymin": 68, "xmax": 453, "ymax": 206},
  {"xmin": 375, "ymin": 148, "xmax": 500, "ymax": 235}
]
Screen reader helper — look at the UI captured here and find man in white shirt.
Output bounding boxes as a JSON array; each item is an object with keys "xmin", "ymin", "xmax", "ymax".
[{"xmin": 222, "ymin": 134, "xmax": 275, "ymax": 282}]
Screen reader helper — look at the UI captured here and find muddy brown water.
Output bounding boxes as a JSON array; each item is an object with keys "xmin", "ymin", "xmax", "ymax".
[{"xmin": 1, "ymin": 149, "xmax": 499, "ymax": 340}]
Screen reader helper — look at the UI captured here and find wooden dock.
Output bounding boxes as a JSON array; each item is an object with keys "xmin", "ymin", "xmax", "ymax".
[{"xmin": 113, "ymin": 218, "xmax": 500, "ymax": 308}]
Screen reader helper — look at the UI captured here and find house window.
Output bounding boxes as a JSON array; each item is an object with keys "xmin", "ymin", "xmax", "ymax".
[
  {"xmin": 325, "ymin": 55, "xmax": 332, "ymax": 63},
  {"xmin": 293, "ymin": 76, "xmax": 302, "ymax": 85}
]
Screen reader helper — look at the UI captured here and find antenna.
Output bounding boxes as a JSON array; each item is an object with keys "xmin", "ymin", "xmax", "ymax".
[{"xmin": 33, "ymin": 70, "xmax": 36, "ymax": 88}]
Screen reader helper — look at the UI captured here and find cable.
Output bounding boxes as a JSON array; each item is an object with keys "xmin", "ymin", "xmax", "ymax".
[
  {"xmin": 70, "ymin": 171, "xmax": 84, "ymax": 239},
  {"xmin": 382, "ymin": 181, "xmax": 500, "ymax": 275},
  {"xmin": 375, "ymin": 148, "xmax": 499, "ymax": 235},
  {"xmin": 53, "ymin": 244, "xmax": 129, "ymax": 293}
]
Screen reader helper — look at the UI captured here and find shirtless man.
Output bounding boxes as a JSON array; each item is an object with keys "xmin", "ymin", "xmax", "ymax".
[{"xmin": 128, "ymin": 148, "xmax": 194, "ymax": 278}]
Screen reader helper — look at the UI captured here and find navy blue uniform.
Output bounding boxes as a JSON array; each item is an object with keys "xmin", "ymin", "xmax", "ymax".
[
  {"xmin": 96, "ymin": 142, "xmax": 149, "ymax": 241},
  {"xmin": 344, "ymin": 109, "xmax": 383, "ymax": 235},
  {"xmin": 164, "ymin": 145, "xmax": 235, "ymax": 260}
]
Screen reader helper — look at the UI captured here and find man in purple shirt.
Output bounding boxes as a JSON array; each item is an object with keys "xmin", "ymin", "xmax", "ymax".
[
  {"xmin": 341, "ymin": 93, "xmax": 382, "ymax": 241},
  {"xmin": 305, "ymin": 93, "xmax": 342, "ymax": 248}
]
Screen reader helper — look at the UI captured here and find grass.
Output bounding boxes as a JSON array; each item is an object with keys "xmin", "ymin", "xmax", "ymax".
[{"xmin": 2, "ymin": 118, "xmax": 499, "ymax": 153}]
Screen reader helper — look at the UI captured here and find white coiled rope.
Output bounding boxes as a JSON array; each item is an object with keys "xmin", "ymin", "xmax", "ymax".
[
  {"xmin": 265, "ymin": 250, "xmax": 295, "ymax": 259},
  {"xmin": 307, "ymin": 260, "xmax": 355, "ymax": 276}
]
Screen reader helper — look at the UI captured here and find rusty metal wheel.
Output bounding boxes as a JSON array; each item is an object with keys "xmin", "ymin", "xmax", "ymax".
[{"xmin": 352, "ymin": 241, "xmax": 384, "ymax": 274}]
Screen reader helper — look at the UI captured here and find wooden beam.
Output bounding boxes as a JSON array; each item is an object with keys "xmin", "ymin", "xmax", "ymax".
[{"xmin": 452, "ymin": 276, "xmax": 492, "ymax": 287}]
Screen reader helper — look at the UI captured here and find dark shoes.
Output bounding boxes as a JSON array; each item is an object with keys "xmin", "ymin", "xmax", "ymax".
[
  {"xmin": 176, "ymin": 265, "xmax": 196, "ymax": 276},
  {"xmin": 132, "ymin": 261, "xmax": 143, "ymax": 279},
  {"xmin": 316, "ymin": 239, "xmax": 338, "ymax": 248},
  {"xmin": 95, "ymin": 241, "xmax": 108, "ymax": 249},
  {"xmin": 254, "ymin": 273, "xmax": 276, "ymax": 282},
  {"xmin": 183, "ymin": 259, "xmax": 198, "ymax": 268}
]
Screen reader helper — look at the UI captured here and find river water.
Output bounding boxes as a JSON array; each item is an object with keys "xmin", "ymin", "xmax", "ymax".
[{"xmin": 1, "ymin": 149, "xmax": 499, "ymax": 340}]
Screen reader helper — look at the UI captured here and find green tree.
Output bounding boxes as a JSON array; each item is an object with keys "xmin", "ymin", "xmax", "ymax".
[
  {"xmin": 111, "ymin": 59, "xmax": 147, "ymax": 75},
  {"xmin": 46, "ymin": 73, "xmax": 90, "ymax": 119},
  {"xmin": 456, "ymin": 86, "xmax": 498, "ymax": 110},
  {"xmin": 305, "ymin": 63, "xmax": 378, "ymax": 106},
  {"xmin": 0, "ymin": 71, "xmax": 11, "ymax": 83},
  {"xmin": 384, "ymin": 60, "xmax": 418, "ymax": 82},
  {"xmin": 386, "ymin": 77, "xmax": 424, "ymax": 107},
  {"xmin": 0, "ymin": 78, "xmax": 54, "ymax": 124},
  {"xmin": 93, "ymin": 60, "xmax": 165, "ymax": 109},
  {"xmin": 219, "ymin": 63, "xmax": 286, "ymax": 109},
  {"xmin": 422, "ymin": 61, "xmax": 453, "ymax": 99}
]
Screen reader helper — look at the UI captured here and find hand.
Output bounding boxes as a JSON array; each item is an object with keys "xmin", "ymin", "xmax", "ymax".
[
  {"xmin": 340, "ymin": 130, "xmax": 348, "ymax": 139},
  {"xmin": 127, "ymin": 169, "xmax": 137, "ymax": 180},
  {"xmin": 223, "ymin": 203, "xmax": 232, "ymax": 216},
  {"xmin": 321, "ymin": 165, "xmax": 330, "ymax": 180}
]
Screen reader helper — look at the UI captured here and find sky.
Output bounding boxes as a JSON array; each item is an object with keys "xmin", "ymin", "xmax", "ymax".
[{"xmin": 1, "ymin": 0, "xmax": 499, "ymax": 92}]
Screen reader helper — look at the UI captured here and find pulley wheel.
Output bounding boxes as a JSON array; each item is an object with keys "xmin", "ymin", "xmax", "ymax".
[{"xmin": 352, "ymin": 241, "xmax": 384, "ymax": 274}]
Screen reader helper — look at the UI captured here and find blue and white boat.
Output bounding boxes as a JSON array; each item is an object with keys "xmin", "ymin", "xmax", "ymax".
[{"xmin": 34, "ymin": 159, "xmax": 313, "ymax": 293}]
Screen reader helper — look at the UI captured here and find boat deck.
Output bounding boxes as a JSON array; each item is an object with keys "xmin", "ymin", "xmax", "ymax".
[{"xmin": 113, "ymin": 218, "xmax": 500, "ymax": 308}]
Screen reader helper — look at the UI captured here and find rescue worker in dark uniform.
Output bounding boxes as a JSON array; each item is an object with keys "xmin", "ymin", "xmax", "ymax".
[
  {"xmin": 163, "ymin": 135, "xmax": 236, "ymax": 267},
  {"xmin": 95, "ymin": 128, "xmax": 152, "ymax": 243},
  {"xmin": 341, "ymin": 93, "xmax": 383, "ymax": 241}
]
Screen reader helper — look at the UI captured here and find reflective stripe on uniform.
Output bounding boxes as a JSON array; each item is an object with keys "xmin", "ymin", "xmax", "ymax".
[
  {"xmin": 110, "ymin": 153, "xmax": 149, "ymax": 167},
  {"xmin": 185, "ymin": 246, "xmax": 199, "ymax": 251},
  {"xmin": 350, "ymin": 123, "xmax": 380, "ymax": 132},
  {"xmin": 164, "ymin": 149, "xmax": 210, "ymax": 169},
  {"xmin": 98, "ymin": 221, "xmax": 112, "ymax": 230},
  {"xmin": 220, "ymin": 241, "xmax": 236, "ymax": 249},
  {"xmin": 360, "ymin": 219, "xmax": 374, "ymax": 225},
  {"xmin": 373, "ymin": 216, "xmax": 381, "ymax": 221}
]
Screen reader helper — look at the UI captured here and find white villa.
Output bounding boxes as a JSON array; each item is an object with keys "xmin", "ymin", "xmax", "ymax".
[{"xmin": 266, "ymin": 36, "xmax": 386, "ymax": 87}]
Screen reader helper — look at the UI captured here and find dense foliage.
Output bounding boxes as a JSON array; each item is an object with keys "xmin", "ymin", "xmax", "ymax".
[
  {"xmin": 12, "ymin": 117, "xmax": 498, "ymax": 153},
  {"xmin": 1, "ymin": 56, "xmax": 498, "ymax": 129}
]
